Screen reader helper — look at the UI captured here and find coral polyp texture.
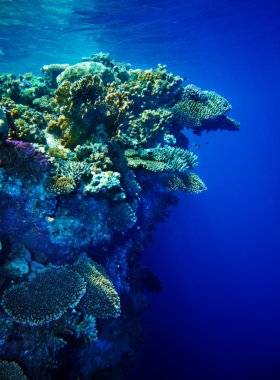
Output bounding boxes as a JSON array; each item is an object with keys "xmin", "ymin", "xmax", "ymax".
[
  {"xmin": 2, "ymin": 267, "xmax": 86, "ymax": 326},
  {"xmin": 173, "ymin": 84, "xmax": 240, "ymax": 134},
  {"xmin": 0, "ymin": 360, "xmax": 28, "ymax": 380},
  {"xmin": 0, "ymin": 53, "xmax": 239, "ymax": 379}
]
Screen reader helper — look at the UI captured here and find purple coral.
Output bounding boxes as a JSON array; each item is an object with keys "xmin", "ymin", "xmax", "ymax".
[{"xmin": 0, "ymin": 140, "xmax": 49, "ymax": 181}]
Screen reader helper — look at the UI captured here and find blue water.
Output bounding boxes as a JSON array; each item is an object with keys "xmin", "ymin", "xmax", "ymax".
[{"xmin": 1, "ymin": 0, "xmax": 280, "ymax": 379}]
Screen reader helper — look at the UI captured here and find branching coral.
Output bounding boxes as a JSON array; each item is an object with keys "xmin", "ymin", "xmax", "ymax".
[
  {"xmin": 2, "ymin": 267, "xmax": 86, "ymax": 326},
  {"xmin": 71, "ymin": 255, "xmax": 121, "ymax": 319},
  {"xmin": 125, "ymin": 145, "xmax": 198, "ymax": 173},
  {"xmin": 0, "ymin": 361, "xmax": 28, "ymax": 380},
  {"xmin": 173, "ymin": 84, "xmax": 240, "ymax": 134}
]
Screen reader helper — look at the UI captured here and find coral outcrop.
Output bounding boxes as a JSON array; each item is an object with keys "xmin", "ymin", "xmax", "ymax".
[{"xmin": 0, "ymin": 53, "xmax": 238, "ymax": 379}]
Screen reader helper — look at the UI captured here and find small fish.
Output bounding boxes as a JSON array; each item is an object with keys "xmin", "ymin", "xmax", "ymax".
[{"xmin": 194, "ymin": 143, "xmax": 200, "ymax": 149}]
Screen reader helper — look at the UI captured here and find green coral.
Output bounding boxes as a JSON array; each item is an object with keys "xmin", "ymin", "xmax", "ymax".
[
  {"xmin": 71, "ymin": 255, "xmax": 121, "ymax": 319},
  {"xmin": 0, "ymin": 361, "xmax": 28, "ymax": 380},
  {"xmin": 173, "ymin": 84, "xmax": 240, "ymax": 134},
  {"xmin": 125, "ymin": 146, "xmax": 198, "ymax": 173},
  {"xmin": 2, "ymin": 267, "xmax": 86, "ymax": 326}
]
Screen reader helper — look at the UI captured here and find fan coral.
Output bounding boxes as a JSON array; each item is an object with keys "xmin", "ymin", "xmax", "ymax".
[
  {"xmin": 125, "ymin": 146, "xmax": 198, "ymax": 173},
  {"xmin": 0, "ymin": 360, "xmax": 28, "ymax": 380},
  {"xmin": 2, "ymin": 267, "xmax": 86, "ymax": 325},
  {"xmin": 71, "ymin": 255, "xmax": 121, "ymax": 319},
  {"xmin": 173, "ymin": 84, "xmax": 240, "ymax": 134}
]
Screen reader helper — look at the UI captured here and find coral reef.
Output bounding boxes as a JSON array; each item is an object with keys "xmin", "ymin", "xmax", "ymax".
[{"xmin": 0, "ymin": 53, "xmax": 238, "ymax": 379}]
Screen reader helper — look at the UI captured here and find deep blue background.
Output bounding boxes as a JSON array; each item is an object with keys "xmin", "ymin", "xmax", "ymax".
[{"xmin": 1, "ymin": 0, "xmax": 280, "ymax": 379}]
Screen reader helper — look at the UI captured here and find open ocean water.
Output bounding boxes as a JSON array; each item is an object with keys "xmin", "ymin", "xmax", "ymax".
[{"xmin": 1, "ymin": 0, "xmax": 280, "ymax": 379}]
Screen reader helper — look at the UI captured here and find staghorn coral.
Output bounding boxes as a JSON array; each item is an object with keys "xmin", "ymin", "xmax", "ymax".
[
  {"xmin": 71, "ymin": 255, "xmax": 121, "ymax": 319},
  {"xmin": 125, "ymin": 145, "xmax": 198, "ymax": 173},
  {"xmin": 166, "ymin": 172, "xmax": 207, "ymax": 194},
  {"xmin": 173, "ymin": 84, "xmax": 240, "ymax": 134},
  {"xmin": 2, "ymin": 267, "xmax": 86, "ymax": 326},
  {"xmin": 0, "ymin": 360, "xmax": 28, "ymax": 380}
]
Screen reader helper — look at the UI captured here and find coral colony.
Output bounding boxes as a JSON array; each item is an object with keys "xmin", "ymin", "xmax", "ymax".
[{"xmin": 0, "ymin": 53, "xmax": 239, "ymax": 379}]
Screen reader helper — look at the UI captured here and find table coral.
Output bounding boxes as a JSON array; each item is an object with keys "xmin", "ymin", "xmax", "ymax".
[
  {"xmin": 72, "ymin": 255, "xmax": 121, "ymax": 319},
  {"xmin": 2, "ymin": 267, "xmax": 86, "ymax": 326},
  {"xmin": 173, "ymin": 84, "xmax": 240, "ymax": 134}
]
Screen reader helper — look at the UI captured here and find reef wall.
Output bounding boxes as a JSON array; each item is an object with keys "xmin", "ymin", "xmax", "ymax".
[{"xmin": 0, "ymin": 53, "xmax": 239, "ymax": 380}]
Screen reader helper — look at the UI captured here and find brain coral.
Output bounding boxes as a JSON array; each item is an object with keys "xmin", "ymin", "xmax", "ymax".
[
  {"xmin": 173, "ymin": 84, "xmax": 240, "ymax": 134},
  {"xmin": 0, "ymin": 360, "xmax": 28, "ymax": 380},
  {"xmin": 71, "ymin": 255, "xmax": 121, "ymax": 319},
  {"xmin": 2, "ymin": 267, "xmax": 86, "ymax": 326}
]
